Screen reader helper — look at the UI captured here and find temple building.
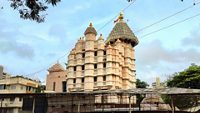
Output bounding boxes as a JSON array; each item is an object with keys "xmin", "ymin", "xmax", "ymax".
[
  {"xmin": 66, "ymin": 12, "xmax": 139, "ymax": 92},
  {"xmin": 46, "ymin": 63, "xmax": 67, "ymax": 92}
]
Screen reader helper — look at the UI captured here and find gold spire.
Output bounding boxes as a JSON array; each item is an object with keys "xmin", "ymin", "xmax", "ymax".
[
  {"xmin": 118, "ymin": 11, "xmax": 124, "ymax": 21},
  {"xmin": 89, "ymin": 22, "xmax": 93, "ymax": 27}
]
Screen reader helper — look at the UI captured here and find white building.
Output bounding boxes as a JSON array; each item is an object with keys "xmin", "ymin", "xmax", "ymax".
[{"xmin": 0, "ymin": 65, "xmax": 40, "ymax": 113}]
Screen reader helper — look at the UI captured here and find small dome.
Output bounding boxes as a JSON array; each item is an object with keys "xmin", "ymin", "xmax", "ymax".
[
  {"xmin": 0, "ymin": 65, "xmax": 3, "ymax": 70},
  {"xmin": 84, "ymin": 22, "xmax": 97, "ymax": 36},
  {"xmin": 48, "ymin": 63, "xmax": 65, "ymax": 72},
  {"xmin": 98, "ymin": 34, "xmax": 104, "ymax": 40}
]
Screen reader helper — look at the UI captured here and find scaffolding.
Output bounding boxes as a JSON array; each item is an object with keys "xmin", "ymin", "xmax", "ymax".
[{"xmin": 0, "ymin": 88, "xmax": 199, "ymax": 113}]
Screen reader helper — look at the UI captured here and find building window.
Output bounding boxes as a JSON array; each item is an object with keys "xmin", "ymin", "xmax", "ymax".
[
  {"xmin": 10, "ymin": 97, "xmax": 15, "ymax": 102},
  {"xmin": 94, "ymin": 64, "xmax": 97, "ymax": 69},
  {"xmin": 11, "ymin": 85, "xmax": 16, "ymax": 90},
  {"xmin": 103, "ymin": 76, "xmax": 106, "ymax": 81},
  {"xmin": 62, "ymin": 81, "xmax": 67, "ymax": 92},
  {"xmin": 0, "ymin": 84, "xmax": 5, "ymax": 90},
  {"xmin": 26, "ymin": 86, "xmax": 31, "ymax": 91},
  {"xmin": 82, "ymin": 53, "xmax": 85, "ymax": 58},
  {"xmin": 94, "ymin": 51, "xmax": 97, "ymax": 56},
  {"xmin": 74, "ymin": 66, "xmax": 76, "ymax": 71},
  {"xmin": 94, "ymin": 77, "xmax": 97, "ymax": 82},
  {"xmin": 81, "ymin": 78, "xmax": 84, "ymax": 83},
  {"xmin": 82, "ymin": 65, "xmax": 85, "ymax": 70},
  {"xmin": 19, "ymin": 98, "xmax": 22, "ymax": 101},
  {"xmin": 104, "ymin": 50, "xmax": 106, "ymax": 55},
  {"xmin": 73, "ymin": 79, "xmax": 76, "ymax": 84},
  {"xmin": 53, "ymin": 82, "xmax": 56, "ymax": 91},
  {"xmin": 103, "ymin": 63, "xmax": 106, "ymax": 68}
]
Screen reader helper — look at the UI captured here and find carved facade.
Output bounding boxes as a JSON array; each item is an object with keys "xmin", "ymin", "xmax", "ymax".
[{"xmin": 67, "ymin": 13, "xmax": 139, "ymax": 92}]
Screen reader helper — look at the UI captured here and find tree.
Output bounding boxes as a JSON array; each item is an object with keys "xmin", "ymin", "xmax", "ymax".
[
  {"xmin": 165, "ymin": 63, "xmax": 200, "ymax": 109},
  {"xmin": 5, "ymin": 0, "xmax": 61, "ymax": 23},
  {"xmin": 167, "ymin": 63, "xmax": 200, "ymax": 89},
  {"xmin": 136, "ymin": 79, "xmax": 149, "ymax": 108},
  {"xmin": 36, "ymin": 85, "xmax": 46, "ymax": 93},
  {"xmin": 136, "ymin": 79, "xmax": 149, "ymax": 88}
]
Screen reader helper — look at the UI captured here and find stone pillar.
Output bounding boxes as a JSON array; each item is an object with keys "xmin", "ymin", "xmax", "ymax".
[{"xmin": 84, "ymin": 25, "xmax": 96, "ymax": 91}]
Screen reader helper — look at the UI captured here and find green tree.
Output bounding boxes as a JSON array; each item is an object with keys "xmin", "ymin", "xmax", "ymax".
[
  {"xmin": 165, "ymin": 63, "xmax": 200, "ymax": 109},
  {"xmin": 136, "ymin": 79, "xmax": 149, "ymax": 108},
  {"xmin": 167, "ymin": 63, "xmax": 200, "ymax": 89},
  {"xmin": 3, "ymin": 0, "xmax": 61, "ymax": 23},
  {"xmin": 36, "ymin": 85, "xmax": 46, "ymax": 93},
  {"xmin": 136, "ymin": 79, "xmax": 149, "ymax": 88}
]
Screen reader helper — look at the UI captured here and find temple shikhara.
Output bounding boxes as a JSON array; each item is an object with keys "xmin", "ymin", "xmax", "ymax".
[
  {"xmin": 67, "ymin": 12, "xmax": 138, "ymax": 92},
  {"xmin": 46, "ymin": 12, "xmax": 139, "ymax": 93}
]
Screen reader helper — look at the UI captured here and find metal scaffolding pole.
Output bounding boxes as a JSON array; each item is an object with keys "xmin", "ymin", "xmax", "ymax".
[
  {"xmin": 171, "ymin": 95, "xmax": 174, "ymax": 113},
  {"xmin": 32, "ymin": 97, "xmax": 35, "ymax": 113},
  {"xmin": 129, "ymin": 95, "xmax": 132, "ymax": 113}
]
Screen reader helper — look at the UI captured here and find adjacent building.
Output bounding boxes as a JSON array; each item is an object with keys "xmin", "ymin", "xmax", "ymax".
[
  {"xmin": 66, "ymin": 12, "xmax": 138, "ymax": 92},
  {"xmin": 0, "ymin": 65, "xmax": 40, "ymax": 113},
  {"xmin": 46, "ymin": 63, "xmax": 67, "ymax": 92}
]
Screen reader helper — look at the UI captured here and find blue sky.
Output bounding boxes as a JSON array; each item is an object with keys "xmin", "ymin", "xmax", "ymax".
[{"xmin": 0, "ymin": 0, "xmax": 200, "ymax": 85}]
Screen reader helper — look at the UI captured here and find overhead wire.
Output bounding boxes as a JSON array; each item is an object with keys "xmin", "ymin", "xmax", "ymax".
[
  {"xmin": 135, "ymin": 1, "xmax": 200, "ymax": 33},
  {"xmin": 140, "ymin": 12, "xmax": 200, "ymax": 38},
  {"xmin": 26, "ymin": 53, "xmax": 68, "ymax": 77},
  {"xmin": 97, "ymin": 0, "xmax": 136, "ymax": 32}
]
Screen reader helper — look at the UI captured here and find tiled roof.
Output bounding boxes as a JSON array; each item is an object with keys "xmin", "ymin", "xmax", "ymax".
[
  {"xmin": 106, "ymin": 21, "xmax": 139, "ymax": 47},
  {"xmin": 48, "ymin": 63, "xmax": 65, "ymax": 72}
]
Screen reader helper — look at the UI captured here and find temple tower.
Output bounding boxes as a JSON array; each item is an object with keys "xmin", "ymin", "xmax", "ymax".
[
  {"xmin": 106, "ymin": 12, "xmax": 139, "ymax": 89},
  {"xmin": 66, "ymin": 13, "xmax": 138, "ymax": 92}
]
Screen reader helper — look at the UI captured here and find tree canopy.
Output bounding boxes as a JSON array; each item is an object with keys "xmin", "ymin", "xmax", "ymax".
[
  {"xmin": 136, "ymin": 79, "xmax": 149, "ymax": 108},
  {"xmin": 7, "ymin": 0, "xmax": 61, "ymax": 23},
  {"xmin": 164, "ymin": 64, "xmax": 200, "ymax": 109},
  {"xmin": 136, "ymin": 79, "xmax": 149, "ymax": 88},
  {"xmin": 167, "ymin": 63, "xmax": 200, "ymax": 89}
]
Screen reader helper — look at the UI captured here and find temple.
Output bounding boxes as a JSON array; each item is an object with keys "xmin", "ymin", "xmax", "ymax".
[{"xmin": 66, "ymin": 12, "xmax": 139, "ymax": 92}]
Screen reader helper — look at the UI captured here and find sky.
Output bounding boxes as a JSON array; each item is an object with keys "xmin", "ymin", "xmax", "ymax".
[{"xmin": 0, "ymin": 0, "xmax": 200, "ymax": 85}]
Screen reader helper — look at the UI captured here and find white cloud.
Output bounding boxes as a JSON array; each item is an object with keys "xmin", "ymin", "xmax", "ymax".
[{"xmin": 136, "ymin": 39, "xmax": 200, "ymax": 84}]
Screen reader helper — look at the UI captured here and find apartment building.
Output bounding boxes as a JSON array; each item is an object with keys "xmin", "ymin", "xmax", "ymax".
[{"xmin": 0, "ymin": 65, "xmax": 40, "ymax": 113}]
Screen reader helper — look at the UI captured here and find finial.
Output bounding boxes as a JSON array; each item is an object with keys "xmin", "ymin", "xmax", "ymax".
[
  {"xmin": 98, "ymin": 34, "xmax": 104, "ymax": 40},
  {"xmin": 118, "ymin": 11, "xmax": 124, "ymax": 21},
  {"xmin": 89, "ymin": 22, "xmax": 93, "ymax": 27}
]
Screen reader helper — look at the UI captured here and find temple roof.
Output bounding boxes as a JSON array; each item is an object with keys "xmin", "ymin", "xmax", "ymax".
[
  {"xmin": 48, "ymin": 63, "xmax": 65, "ymax": 72},
  {"xmin": 84, "ymin": 22, "xmax": 97, "ymax": 36},
  {"xmin": 106, "ymin": 12, "xmax": 139, "ymax": 47}
]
